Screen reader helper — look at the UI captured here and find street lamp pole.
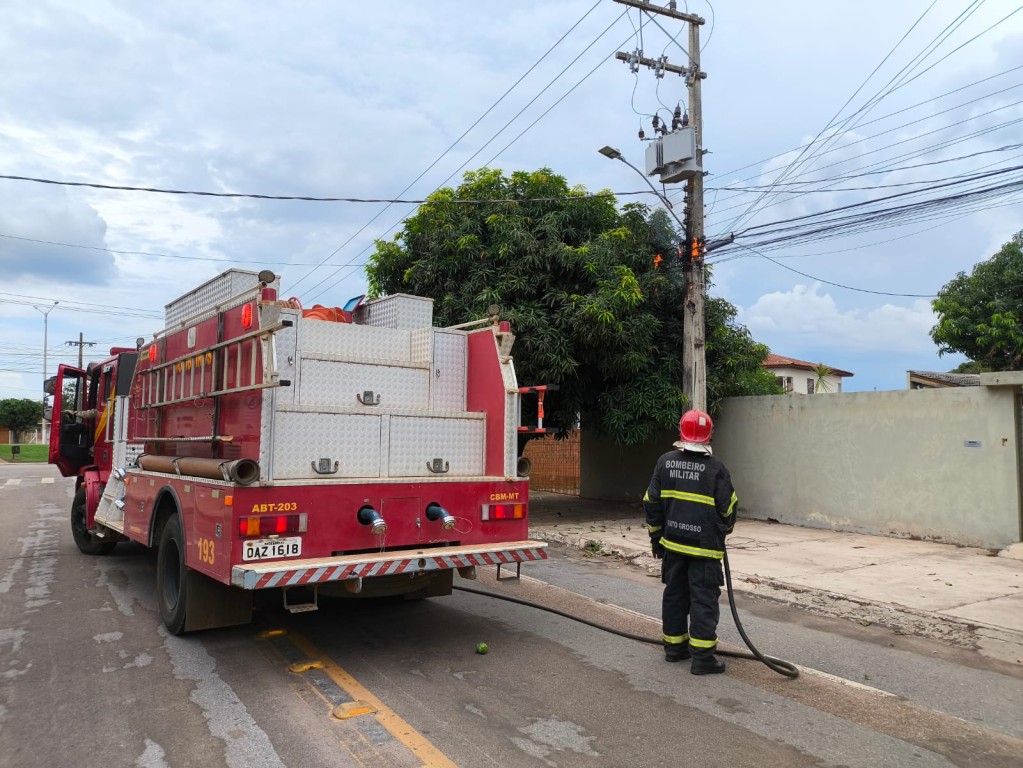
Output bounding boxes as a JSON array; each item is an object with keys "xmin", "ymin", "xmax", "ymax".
[
  {"xmin": 33, "ymin": 301, "xmax": 59, "ymax": 441},
  {"xmin": 597, "ymin": 146, "xmax": 687, "ymax": 232}
]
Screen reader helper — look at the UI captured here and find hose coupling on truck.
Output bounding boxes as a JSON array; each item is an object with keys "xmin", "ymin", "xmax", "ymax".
[
  {"xmin": 356, "ymin": 505, "xmax": 387, "ymax": 536},
  {"xmin": 425, "ymin": 503, "xmax": 457, "ymax": 531}
]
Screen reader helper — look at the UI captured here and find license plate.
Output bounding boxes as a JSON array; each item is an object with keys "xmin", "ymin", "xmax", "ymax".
[{"xmin": 242, "ymin": 537, "xmax": 302, "ymax": 562}]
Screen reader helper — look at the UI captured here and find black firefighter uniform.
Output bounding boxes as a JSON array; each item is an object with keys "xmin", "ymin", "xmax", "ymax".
[{"xmin": 644, "ymin": 448, "xmax": 737, "ymax": 658}]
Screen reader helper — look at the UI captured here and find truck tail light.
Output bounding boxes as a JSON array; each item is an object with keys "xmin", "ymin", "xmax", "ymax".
[
  {"xmin": 237, "ymin": 513, "xmax": 307, "ymax": 537},
  {"xmin": 241, "ymin": 303, "xmax": 254, "ymax": 329},
  {"xmin": 482, "ymin": 503, "xmax": 525, "ymax": 521}
]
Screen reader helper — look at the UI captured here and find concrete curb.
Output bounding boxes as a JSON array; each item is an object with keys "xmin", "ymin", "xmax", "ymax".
[{"xmin": 532, "ymin": 526, "xmax": 1023, "ymax": 663}]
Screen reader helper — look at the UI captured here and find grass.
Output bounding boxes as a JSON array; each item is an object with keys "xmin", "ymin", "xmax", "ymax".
[
  {"xmin": 582, "ymin": 539, "xmax": 604, "ymax": 556},
  {"xmin": 0, "ymin": 444, "xmax": 49, "ymax": 462}
]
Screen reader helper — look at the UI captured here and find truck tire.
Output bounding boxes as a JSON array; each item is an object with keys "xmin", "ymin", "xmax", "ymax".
[
  {"xmin": 154, "ymin": 509, "xmax": 252, "ymax": 634},
  {"xmin": 71, "ymin": 488, "xmax": 116, "ymax": 556},
  {"xmin": 157, "ymin": 514, "xmax": 189, "ymax": 635}
]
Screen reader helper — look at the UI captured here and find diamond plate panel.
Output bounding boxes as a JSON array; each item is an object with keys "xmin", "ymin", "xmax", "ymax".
[
  {"xmin": 431, "ymin": 331, "xmax": 467, "ymax": 411},
  {"xmin": 271, "ymin": 411, "xmax": 381, "ymax": 479},
  {"xmin": 410, "ymin": 328, "xmax": 432, "ymax": 363},
  {"xmin": 388, "ymin": 416, "xmax": 484, "ymax": 477},
  {"xmin": 300, "ymin": 360, "xmax": 430, "ymax": 409},
  {"xmin": 353, "ymin": 294, "xmax": 433, "ymax": 329},
  {"xmin": 299, "ymin": 320, "xmax": 411, "ymax": 362},
  {"xmin": 165, "ymin": 269, "xmax": 278, "ymax": 326},
  {"xmin": 269, "ymin": 307, "xmax": 299, "ymax": 406}
]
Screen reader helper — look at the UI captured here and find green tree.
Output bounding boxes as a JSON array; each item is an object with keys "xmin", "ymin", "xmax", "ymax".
[
  {"xmin": 0, "ymin": 398, "xmax": 44, "ymax": 442},
  {"xmin": 368, "ymin": 167, "xmax": 780, "ymax": 446},
  {"xmin": 931, "ymin": 231, "xmax": 1023, "ymax": 371}
]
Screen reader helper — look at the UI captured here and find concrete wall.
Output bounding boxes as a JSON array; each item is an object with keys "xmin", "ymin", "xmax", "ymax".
[{"xmin": 713, "ymin": 385, "xmax": 1022, "ymax": 549}]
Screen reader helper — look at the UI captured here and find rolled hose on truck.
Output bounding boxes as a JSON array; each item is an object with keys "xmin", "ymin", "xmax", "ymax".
[
  {"xmin": 454, "ymin": 548, "xmax": 799, "ymax": 678},
  {"xmin": 136, "ymin": 454, "xmax": 260, "ymax": 485}
]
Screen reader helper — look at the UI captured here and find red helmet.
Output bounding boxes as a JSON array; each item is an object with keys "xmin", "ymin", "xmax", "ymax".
[{"xmin": 679, "ymin": 409, "xmax": 713, "ymax": 444}]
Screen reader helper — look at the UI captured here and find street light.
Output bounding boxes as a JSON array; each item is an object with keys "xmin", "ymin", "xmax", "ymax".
[
  {"xmin": 597, "ymin": 145, "xmax": 684, "ymax": 223},
  {"xmin": 33, "ymin": 301, "xmax": 59, "ymax": 442},
  {"xmin": 598, "ymin": 145, "xmax": 706, "ymax": 412}
]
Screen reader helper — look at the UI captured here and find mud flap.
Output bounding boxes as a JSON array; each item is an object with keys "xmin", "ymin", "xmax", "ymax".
[{"xmin": 183, "ymin": 568, "xmax": 253, "ymax": 632}]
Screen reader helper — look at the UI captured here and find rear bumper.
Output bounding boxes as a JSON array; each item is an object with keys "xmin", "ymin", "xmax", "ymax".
[{"xmin": 231, "ymin": 540, "xmax": 548, "ymax": 590}]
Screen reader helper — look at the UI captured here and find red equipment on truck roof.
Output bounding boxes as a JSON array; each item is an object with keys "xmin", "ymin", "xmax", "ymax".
[{"xmin": 46, "ymin": 269, "xmax": 547, "ymax": 633}]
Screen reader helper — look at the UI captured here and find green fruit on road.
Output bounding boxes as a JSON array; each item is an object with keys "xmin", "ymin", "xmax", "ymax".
[{"xmin": 476, "ymin": 642, "xmax": 489, "ymax": 655}]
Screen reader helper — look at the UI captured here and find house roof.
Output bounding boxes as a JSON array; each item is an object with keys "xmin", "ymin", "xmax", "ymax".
[
  {"xmin": 907, "ymin": 370, "xmax": 981, "ymax": 387},
  {"xmin": 763, "ymin": 353, "xmax": 854, "ymax": 378}
]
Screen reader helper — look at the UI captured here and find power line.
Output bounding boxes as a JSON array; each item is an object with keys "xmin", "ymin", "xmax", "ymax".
[
  {"xmin": 677, "ymin": 63, "xmax": 1023, "ymax": 200},
  {"xmin": 718, "ymin": 174, "xmax": 1023, "ymax": 253},
  {"xmin": 706, "ymin": 112, "xmax": 1023, "ymax": 231},
  {"xmin": 286, "ymin": 1, "xmax": 617, "ymax": 296},
  {"xmin": 734, "ymin": 1, "xmax": 1023, "ymax": 233},
  {"xmin": 0, "ymin": 175, "xmax": 652, "ymax": 205},
  {"xmin": 0, "ymin": 297, "xmax": 163, "ymax": 320},
  {"xmin": 729, "ymin": 243, "xmax": 937, "ymax": 298},
  {"xmin": 302, "ymin": 14, "xmax": 648, "ymax": 303},
  {"xmin": 694, "ymin": 79, "xmax": 1023, "ymax": 210},
  {"xmin": 718, "ymin": 0, "xmax": 940, "ymax": 235}
]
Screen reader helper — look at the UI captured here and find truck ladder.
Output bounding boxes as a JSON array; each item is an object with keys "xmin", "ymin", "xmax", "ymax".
[{"xmin": 136, "ymin": 321, "xmax": 291, "ymax": 409}]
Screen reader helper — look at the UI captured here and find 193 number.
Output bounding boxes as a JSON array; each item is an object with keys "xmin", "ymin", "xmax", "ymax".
[{"xmin": 197, "ymin": 537, "xmax": 215, "ymax": 565}]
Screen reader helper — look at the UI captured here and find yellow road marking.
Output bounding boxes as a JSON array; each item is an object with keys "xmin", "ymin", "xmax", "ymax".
[{"xmin": 288, "ymin": 632, "xmax": 458, "ymax": 768}]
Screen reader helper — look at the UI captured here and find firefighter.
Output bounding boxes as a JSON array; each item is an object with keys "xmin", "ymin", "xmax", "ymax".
[{"xmin": 643, "ymin": 409, "xmax": 737, "ymax": 675}]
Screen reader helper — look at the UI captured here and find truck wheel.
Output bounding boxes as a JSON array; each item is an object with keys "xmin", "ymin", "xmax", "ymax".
[
  {"xmin": 71, "ymin": 488, "xmax": 116, "ymax": 556},
  {"xmin": 157, "ymin": 514, "xmax": 189, "ymax": 635}
]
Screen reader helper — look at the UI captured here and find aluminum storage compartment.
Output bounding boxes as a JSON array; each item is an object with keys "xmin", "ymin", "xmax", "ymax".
[
  {"xmin": 387, "ymin": 415, "xmax": 484, "ymax": 477},
  {"xmin": 430, "ymin": 330, "xmax": 467, "ymax": 411},
  {"xmin": 353, "ymin": 294, "xmax": 433, "ymax": 330},
  {"xmin": 270, "ymin": 411, "xmax": 382, "ymax": 479},
  {"xmin": 298, "ymin": 320, "xmax": 412, "ymax": 362},
  {"xmin": 165, "ymin": 269, "xmax": 279, "ymax": 327},
  {"xmin": 299, "ymin": 359, "xmax": 430, "ymax": 410}
]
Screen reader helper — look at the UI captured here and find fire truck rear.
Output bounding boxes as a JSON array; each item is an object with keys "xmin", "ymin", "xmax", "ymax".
[{"xmin": 47, "ymin": 269, "xmax": 547, "ymax": 633}]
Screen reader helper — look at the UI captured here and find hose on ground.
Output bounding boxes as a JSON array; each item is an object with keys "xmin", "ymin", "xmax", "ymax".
[{"xmin": 453, "ymin": 548, "xmax": 799, "ymax": 678}]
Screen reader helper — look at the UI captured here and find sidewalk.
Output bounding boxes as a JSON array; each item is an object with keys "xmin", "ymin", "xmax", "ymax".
[{"xmin": 527, "ymin": 491, "xmax": 1023, "ymax": 664}]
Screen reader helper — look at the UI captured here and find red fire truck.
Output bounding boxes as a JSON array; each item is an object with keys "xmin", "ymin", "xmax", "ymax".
[{"xmin": 47, "ymin": 269, "xmax": 547, "ymax": 633}]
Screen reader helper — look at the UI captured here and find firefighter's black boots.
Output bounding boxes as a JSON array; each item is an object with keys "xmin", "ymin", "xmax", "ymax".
[{"xmin": 691, "ymin": 656, "xmax": 726, "ymax": 675}]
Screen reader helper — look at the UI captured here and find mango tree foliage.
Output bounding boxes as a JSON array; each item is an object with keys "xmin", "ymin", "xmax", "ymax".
[
  {"xmin": 931, "ymin": 231, "xmax": 1023, "ymax": 371},
  {"xmin": 368, "ymin": 168, "xmax": 779, "ymax": 446}
]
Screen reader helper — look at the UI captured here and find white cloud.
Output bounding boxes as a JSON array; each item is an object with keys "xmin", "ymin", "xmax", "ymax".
[{"xmin": 740, "ymin": 283, "xmax": 936, "ymax": 356}]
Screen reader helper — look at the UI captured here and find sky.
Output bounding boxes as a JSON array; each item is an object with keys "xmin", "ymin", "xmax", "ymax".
[{"xmin": 1, "ymin": 0, "xmax": 1021, "ymax": 406}]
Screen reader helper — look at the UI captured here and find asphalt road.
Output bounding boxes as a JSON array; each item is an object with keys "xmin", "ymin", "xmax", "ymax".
[{"xmin": 2, "ymin": 462, "xmax": 1021, "ymax": 768}]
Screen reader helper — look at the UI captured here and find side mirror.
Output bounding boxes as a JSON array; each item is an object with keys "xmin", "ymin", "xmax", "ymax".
[
  {"xmin": 43, "ymin": 406, "xmax": 53, "ymax": 422},
  {"xmin": 43, "ymin": 376, "xmax": 57, "ymax": 396}
]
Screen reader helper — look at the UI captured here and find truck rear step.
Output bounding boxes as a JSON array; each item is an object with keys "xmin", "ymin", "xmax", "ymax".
[{"xmin": 232, "ymin": 540, "xmax": 547, "ymax": 590}]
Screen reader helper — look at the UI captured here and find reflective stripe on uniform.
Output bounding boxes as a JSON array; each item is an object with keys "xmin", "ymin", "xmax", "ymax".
[
  {"xmin": 659, "ymin": 538, "xmax": 724, "ymax": 559},
  {"xmin": 690, "ymin": 636, "xmax": 718, "ymax": 649},
  {"xmin": 660, "ymin": 490, "xmax": 715, "ymax": 506},
  {"xmin": 723, "ymin": 491, "xmax": 738, "ymax": 518},
  {"xmin": 663, "ymin": 633, "xmax": 690, "ymax": 645},
  {"xmin": 647, "ymin": 524, "xmax": 662, "ymax": 533},
  {"xmin": 643, "ymin": 490, "xmax": 656, "ymax": 502}
]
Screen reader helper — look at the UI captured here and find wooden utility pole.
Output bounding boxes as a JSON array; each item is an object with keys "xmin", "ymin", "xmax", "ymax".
[
  {"xmin": 66, "ymin": 333, "xmax": 96, "ymax": 368},
  {"xmin": 613, "ymin": 0, "xmax": 707, "ymax": 411},
  {"xmin": 684, "ymin": 18, "xmax": 706, "ymax": 412}
]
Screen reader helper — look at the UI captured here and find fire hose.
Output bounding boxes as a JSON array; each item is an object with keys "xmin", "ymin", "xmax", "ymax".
[{"xmin": 453, "ymin": 548, "xmax": 799, "ymax": 678}]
